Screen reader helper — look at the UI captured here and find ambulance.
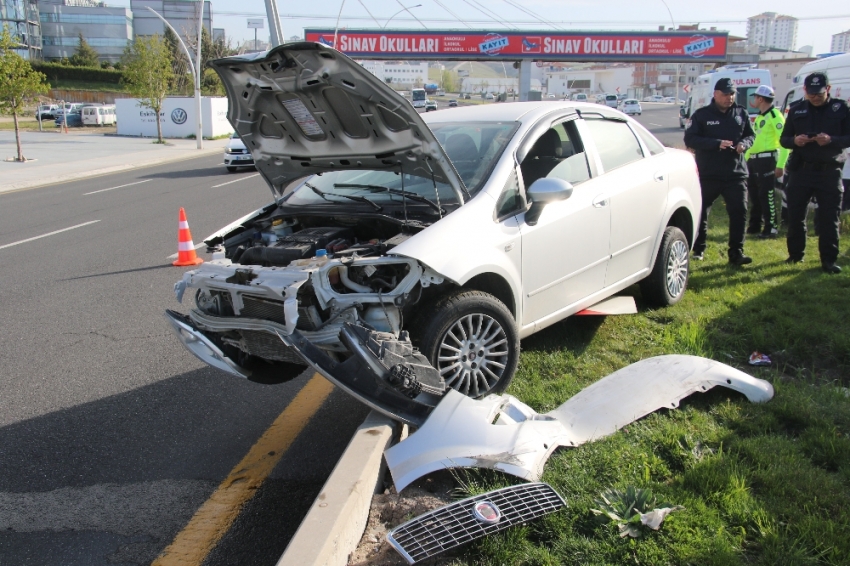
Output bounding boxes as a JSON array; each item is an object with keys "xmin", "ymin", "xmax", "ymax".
[
  {"xmin": 679, "ymin": 65, "xmax": 772, "ymax": 128},
  {"xmin": 780, "ymin": 52, "xmax": 850, "ymax": 111}
]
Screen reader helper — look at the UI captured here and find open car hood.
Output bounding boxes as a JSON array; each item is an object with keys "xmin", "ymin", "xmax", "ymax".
[{"xmin": 210, "ymin": 42, "xmax": 466, "ymax": 202}]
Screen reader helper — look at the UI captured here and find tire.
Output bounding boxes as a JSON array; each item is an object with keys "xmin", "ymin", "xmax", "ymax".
[
  {"xmin": 640, "ymin": 226, "xmax": 690, "ymax": 306},
  {"xmin": 413, "ymin": 290, "xmax": 519, "ymax": 398},
  {"xmin": 226, "ymin": 166, "xmax": 237, "ymax": 172}
]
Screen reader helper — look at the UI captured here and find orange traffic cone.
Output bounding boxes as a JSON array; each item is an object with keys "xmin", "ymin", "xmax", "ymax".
[{"xmin": 173, "ymin": 207, "xmax": 204, "ymax": 266}]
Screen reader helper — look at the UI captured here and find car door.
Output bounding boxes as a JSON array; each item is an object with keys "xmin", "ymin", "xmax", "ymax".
[
  {"xmin": 518, "ymin": 119, "xmax": 611, "ymax": 327},
  {"xmin": 580, "ymin": 117, "xmax": 669, "ymax": 287}
]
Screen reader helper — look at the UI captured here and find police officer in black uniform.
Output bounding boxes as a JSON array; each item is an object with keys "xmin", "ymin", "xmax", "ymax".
[
  {"xmin": 780, "ymin": 72, "xmax": 850, "ymax": 274},
  {"xmin": 685, "ymin": 78, "xmax": 755, "ymax": 265}
]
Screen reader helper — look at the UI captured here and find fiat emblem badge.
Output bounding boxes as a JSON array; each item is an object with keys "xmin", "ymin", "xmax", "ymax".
[{"xmin": 472, "ymin": 501, "xmax": 501, "ymax": 524}]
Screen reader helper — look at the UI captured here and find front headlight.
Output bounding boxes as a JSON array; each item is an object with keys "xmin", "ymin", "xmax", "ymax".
[{"xmin": 224, "ymin": 147, "xmax": 235, "ymax": 154}]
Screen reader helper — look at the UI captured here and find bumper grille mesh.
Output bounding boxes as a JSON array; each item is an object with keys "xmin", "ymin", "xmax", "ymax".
[
  {"xmin": 387, "ymin": 482, "xmax": 565, "ymax": 564},
  {"xmin": 241, "ymin": 296, "xmax": 287, "ymax": 325}
]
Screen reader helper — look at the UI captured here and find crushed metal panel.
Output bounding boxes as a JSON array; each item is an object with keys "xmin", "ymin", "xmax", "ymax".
[{"xmin": 385, "ymin": 355, "xmax": 774, "ymax": 491}]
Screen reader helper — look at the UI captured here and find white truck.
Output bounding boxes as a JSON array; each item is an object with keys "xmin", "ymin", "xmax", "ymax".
[{"xmin": 679, "ymin": 65, "xmax": 772, "ymax": 129}]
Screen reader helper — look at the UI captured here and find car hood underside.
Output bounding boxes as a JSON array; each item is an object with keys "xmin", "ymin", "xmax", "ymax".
[{"xmin": 210, "ymin": 42, "xmax": 466, "ymax": 202}]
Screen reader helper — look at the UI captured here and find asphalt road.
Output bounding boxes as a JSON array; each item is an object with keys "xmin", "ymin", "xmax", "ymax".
[
  {"xmin": 0, "ymin": 103, "xmax": 682, "ymax": 566},
  {"xmin": 0, "ymin": 156, "xmax": 369, "ymax": 566}
]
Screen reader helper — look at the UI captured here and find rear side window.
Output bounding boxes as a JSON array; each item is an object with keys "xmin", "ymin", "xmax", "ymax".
[{"xmin": 583, "ymin": 117, "xmax": 644, "ymax": 171}]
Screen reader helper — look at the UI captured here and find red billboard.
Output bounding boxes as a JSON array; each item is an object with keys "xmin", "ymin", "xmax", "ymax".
[{"xmin": 304, "ymin": 29, "xmax": 728, "ymax": 62}]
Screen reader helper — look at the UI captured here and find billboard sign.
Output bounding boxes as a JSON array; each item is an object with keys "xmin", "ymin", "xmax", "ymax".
[
  {"xmin": 248, "ymin": 19, "xmax": 264, "ymax": 29},
  {"xmin": 304, "ymin": 29, "xmax": 728, "ymax": 62}
]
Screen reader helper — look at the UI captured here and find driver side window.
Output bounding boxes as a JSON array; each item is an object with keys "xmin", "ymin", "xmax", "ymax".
[{"xmin": 519, "ymin": 121, "xmax": 590, "ymax": 189}]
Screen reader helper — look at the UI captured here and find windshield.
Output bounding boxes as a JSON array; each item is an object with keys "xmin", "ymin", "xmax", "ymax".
[
  {"xmin": 411, "ymin": 89, "xmax": 426, "ymax": 101},
  {"xmin": 283, "ymin": 120, "xmax": 517, "ymax": 210}
]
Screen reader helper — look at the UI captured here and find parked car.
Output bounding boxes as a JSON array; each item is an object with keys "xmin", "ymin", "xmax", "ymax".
[
  {"xmin": 223, "ymin": 132, "xmax": 254, "ymax": 172},
  {"xmin": 663, "ymin": 97, "xmax": 680, "ymax": 103},
  {"xmin": 620, "ymin": 98, "xmax": 642, "ymax": 115},
  {"xmin": 547, "ymin": 94, "xmax": 556, "ymax": 99},
  {"xmin": 54, "ymin": 112, "xmax": 82, "ymax": 127},
  {"xmin": 425, "ymin": 99, "xmax": 438, "ymax": 112},
  {"xmin": 463, "ymin": 93, "xmax": 471, "ymax": 99},
  {"xmin": 484, "ymin": 92, "xmax": 494, "ymax": 100},
  {"xmin": 642, "ymin": 95, "xmax": 664, "ymax": 103},
  {"xmin": 37, "ymin": 104, "xmax": 59, "ymax": 120},
  {"xmin": 571, "ymin": 93, "xmax": 587, "ymax": 102},
  {"xmin": 166, "ymin": 42, "xmax": 701, "ymax": 423},
  {"xmin": 448, "ymin": 99, "xmax": 458, "ymax": 107},
  {"xmin": 55, "ymin": 102, "xmax": 84, "ymax": 118}
]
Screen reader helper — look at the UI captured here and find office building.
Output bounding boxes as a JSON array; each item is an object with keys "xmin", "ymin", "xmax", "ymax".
[
  {"xmin": 1, "ymin": 0, "xmax": 41, "ymax": 59},
  {"xmin": 747, "ymin": 12, "xmax": 798, "ymax": 51},
  {"xmin": 39, "ymin": 0, "xmax": 132, "ymax": 63},
  {"xmin": 831, "ymin": 30, "xmax": 850, "ymax": 53},
  {"xmin": 130, "ymin": 0, "xmax": 211, "ymax": 49}
]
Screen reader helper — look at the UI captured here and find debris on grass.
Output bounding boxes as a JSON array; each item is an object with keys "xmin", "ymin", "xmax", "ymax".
[{"xmin": 591, "ymin": 486, "xmax": 684, "ymax": 538}]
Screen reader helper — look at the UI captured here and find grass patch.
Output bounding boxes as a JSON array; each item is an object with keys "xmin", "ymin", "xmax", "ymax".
[{"xmin": 444, "ymin": 206, "xmax": 850, "ymax": 565}]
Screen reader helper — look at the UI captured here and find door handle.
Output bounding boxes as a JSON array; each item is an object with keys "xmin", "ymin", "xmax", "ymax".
[
  {"xmin": 592, "ymin": 195, "xmax": 609, "ymax": 208},
  {"xmin": 654, "ymin": 172, "xmax": 665, "ymax": 182}
]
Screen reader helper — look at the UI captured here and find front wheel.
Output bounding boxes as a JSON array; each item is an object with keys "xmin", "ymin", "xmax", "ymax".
[
  {"xmin": 414, "ymin": 290, "xmax": 519, "ymax": 398},
  {"xmin": 640, "ymin": 226, "xmax": 690, "ymax": 306}
]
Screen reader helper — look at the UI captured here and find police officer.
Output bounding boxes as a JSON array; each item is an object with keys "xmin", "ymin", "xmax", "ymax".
[
  {"xmin": 685, "ymin": 77, "xmax": 755, "ymax": 265},
  {"xmin": 780, "ymin": 72, "xmax": 850, "ymax": 274},
  {"xmin": 745, "ymin": 85, "xmax": 789, "ymax": 238}
]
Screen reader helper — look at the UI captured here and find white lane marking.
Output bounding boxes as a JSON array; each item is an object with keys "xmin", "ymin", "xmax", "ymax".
[
  {"xmin": 649, "ymin": 123, "xmax": 663, "ymax": 127},
  {"xmin": 167, "ymin": 242, "xmax": 205, "ymax": 260},
  {"xmin": 0, "ymin": 220, "xmax": 100, "ymax": 250},
  {"xmin": 211, "ymin": 173, "xmax": 260, "ymax": 188},
  {"xmin": 83, "ymin": 179, "xmax": 152, "ymax": 196}
]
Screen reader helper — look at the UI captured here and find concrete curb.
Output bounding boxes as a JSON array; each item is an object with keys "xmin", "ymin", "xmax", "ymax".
[
  {"xmin": 0, "ymin": 145, "xmax": 224, "ymax": 194},
  {"xmin": 277, "ymin": 410, "xmax": 398, "ymax": 566}
]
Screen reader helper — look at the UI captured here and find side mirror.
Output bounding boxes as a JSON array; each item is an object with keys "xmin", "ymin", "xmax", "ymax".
[{"xmin": 525, "ymin": 178, "xmax": 574, "ymax": 226}]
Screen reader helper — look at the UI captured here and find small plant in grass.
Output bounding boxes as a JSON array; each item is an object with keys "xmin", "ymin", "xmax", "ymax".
[{"xmin": 591, "ymin": 486, "xmax": 684, "ymax": 538}]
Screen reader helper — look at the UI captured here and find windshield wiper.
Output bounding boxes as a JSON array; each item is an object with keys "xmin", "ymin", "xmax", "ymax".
[
  {"xmin": 332, "ymin": 183, "xmax": 445, "ymax": 215},
  {"xmin": 304, "ymin": 182, "xmax": 382, "ymax": 211}
]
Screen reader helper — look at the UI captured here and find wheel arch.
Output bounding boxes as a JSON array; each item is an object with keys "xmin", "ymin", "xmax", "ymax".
[
  {"xmin": 667, "ymin": 206, "xmax": 695, "ymax": 248},
  {"xmin": 460, "ymin": 272, "xmax": 516, "ymax": 318}
]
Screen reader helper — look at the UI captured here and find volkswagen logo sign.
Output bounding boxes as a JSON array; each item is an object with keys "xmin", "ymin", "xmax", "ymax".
[
  {"xmin": 171, "ymin": 108, "xmax": 188, "ymax": 125},
  {"xmin": 472, "ymin": 501, "xmax": 501, "ymax": 524}
]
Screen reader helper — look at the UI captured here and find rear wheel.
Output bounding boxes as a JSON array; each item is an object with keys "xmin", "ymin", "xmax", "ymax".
[
  {"xmin": 640, "ymin": 226, "xmax": 690, "ymax": 306},
  {"xmin": 414, "ymin": 290, "xmax": 519, "ymax": 398}
]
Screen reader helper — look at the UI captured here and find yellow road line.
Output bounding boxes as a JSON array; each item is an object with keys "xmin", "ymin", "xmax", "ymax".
[{"xmin": 152, "ymin": 373, "xmax": 334, "ymax": 566}]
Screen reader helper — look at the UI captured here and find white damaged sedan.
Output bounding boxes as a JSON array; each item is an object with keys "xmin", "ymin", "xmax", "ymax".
[{"xmin": 166, "ymin": 42, "xmax": 702, "ymax": 425}]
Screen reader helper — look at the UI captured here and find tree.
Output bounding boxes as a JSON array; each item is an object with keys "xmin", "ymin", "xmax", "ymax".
[
  {"xmin": 68, "ymin": 33, "xmax": 99, "ymax": 67},
  {"xmin": 441, "ymin": 69, "xmax": 457, "ymax": 93},
  {"xmin": 121, "ymin": 35, "xmax": 174, "ymax": 143},
  {"xmin": 164, "ymin": 27, "xmax": 191, "ymax": 95},
  {"xmin": 0, "ymin": 29, "xmax": 49, "ymax": 161}
]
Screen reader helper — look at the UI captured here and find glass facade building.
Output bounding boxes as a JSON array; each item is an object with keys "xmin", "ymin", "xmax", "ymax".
[
  {"xmin": 1, "ymin": 0, "xmax": 42, "ymax": 59},
  {"xmin": 39, "ymin": 0, "xmax": 133, "ymax": 63}
]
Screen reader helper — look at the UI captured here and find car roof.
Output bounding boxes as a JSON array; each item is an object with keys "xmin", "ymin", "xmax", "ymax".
[{"xmin": 422, "ymin": 101, "xmax": 622, "ymax": 125}]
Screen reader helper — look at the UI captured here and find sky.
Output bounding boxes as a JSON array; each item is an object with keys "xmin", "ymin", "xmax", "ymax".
[{"xmin": 111, "ymin": 0, "xmax": 850, "ymax": 56}]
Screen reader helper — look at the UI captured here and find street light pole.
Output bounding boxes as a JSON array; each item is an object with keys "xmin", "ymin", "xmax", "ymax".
[
  {"xmin": 145, "ymin": 5, "xmax": 203, "ymax": 149},
  {"xmin": 659, "ymin": 0, "xmax": 680, "ymax": 104}
]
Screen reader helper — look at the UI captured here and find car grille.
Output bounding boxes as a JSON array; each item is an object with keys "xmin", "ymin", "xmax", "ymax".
[
  {"xmin": 387, "ymin": 482, "xmax": 565, "ymax": 564},
  {"xmin": 241, "ymin": 296, "xmax": 287, "ymax": 325},
  {"xmin": 228, "ymin": 148, "xmax": 248, "ymax": 154},
  {"xmin": 224, "ymin": 329, "xmax": 305, "ymax": 364}
]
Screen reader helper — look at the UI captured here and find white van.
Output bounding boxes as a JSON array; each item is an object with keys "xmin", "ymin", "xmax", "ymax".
[
  {"xmin": 81, "ymin": 105, "xmax": 117, "ymax": 126},
  {"xmin": 679, "ymin": 65, "xmax": 772, "ymax": 128},
  {"xmin": 571, "ymin": 93, "xmax": 587, "ymax": 102}
]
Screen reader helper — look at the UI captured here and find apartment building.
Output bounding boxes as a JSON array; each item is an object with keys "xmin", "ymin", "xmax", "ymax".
[{"xmin": 747, "ymin": 12, "xmax": 798, "ymax": 51}]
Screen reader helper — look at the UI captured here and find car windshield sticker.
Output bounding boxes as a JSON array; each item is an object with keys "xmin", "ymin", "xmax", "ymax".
[{"xmin": 281, "ymin": 98, "xmax": 324, "ymax": 137}]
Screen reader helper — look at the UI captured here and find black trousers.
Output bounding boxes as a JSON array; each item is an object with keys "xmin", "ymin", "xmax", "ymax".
[
  {"xmin": 786, "ymin": 168, "xmax": 843, "ymax": 264},
  {"xmin": 747, "ymin": 156, "xmax": 778, "ymax": 234},
  {"xmin": 694, "ymin": 176, "xmax": 748, "ymax": 257}
]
